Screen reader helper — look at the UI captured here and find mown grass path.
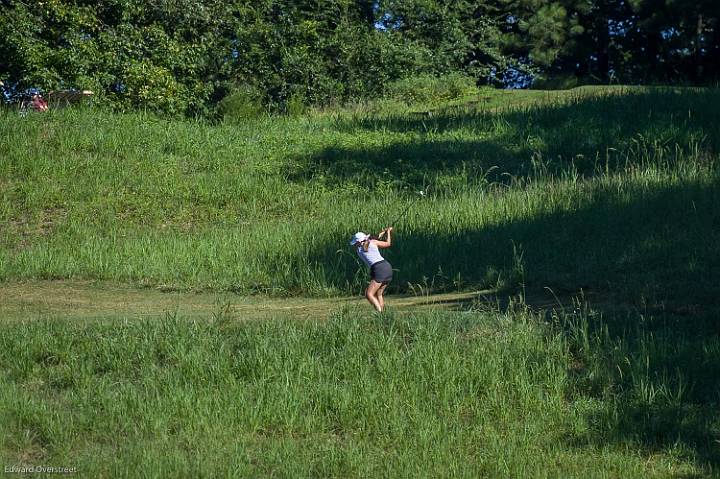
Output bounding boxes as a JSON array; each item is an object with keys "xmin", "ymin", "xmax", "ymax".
[
  {"xmin": 1, "ymin": 280, "xmax": 674, "ymax": 323},
  {"xmin": 0, "ymin": 281, "xmax": 491, "ymax": 321}
]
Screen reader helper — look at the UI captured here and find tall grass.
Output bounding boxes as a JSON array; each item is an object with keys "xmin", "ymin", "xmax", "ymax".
[
  {"xmin": 0, "ymin": 305, "xmax": 715, "ymax": 477},
  {"xmin": 1, "ymin": 87, "xmax": 718, "ymax": 304}
]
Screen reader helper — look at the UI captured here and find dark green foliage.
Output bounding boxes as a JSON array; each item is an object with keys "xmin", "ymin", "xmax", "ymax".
[
  {"xmin": 2, "ymin": 0, "xmax": 719, "ymax": 115},
  {"xmin": 625, "ymin": 0, "xmax": 720, "ymax": 82},
  {"xmin": 216, "ymin": 84, "xmax": 265, "ymax": 123},
  {"xmin": 0, "ymin": 0, "xmax": 236, "ymax": 115},
  {"xmin": 376, "ymin": 1, "xmax": 507, "ymax": 76},
  {"xmin": 501, "ymin": 0, "xmax": 720, "ymax": 86},
  {"xmin": 0, "ymin": 0, "xmax": 466, "ymax": 115}
]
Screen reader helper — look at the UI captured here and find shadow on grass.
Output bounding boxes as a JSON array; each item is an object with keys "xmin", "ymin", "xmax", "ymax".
[
  {"xmin": 566, "ymin": 311, "xmax": 720, "ymax": 472},
  {"xmin": 284, "ymin": 89, "xmax": 720, "ymax": 304},
  {"xmin": 289, "ymin": 88, "xmax": 720, "ymax": 189},
  {"xmin": 299, "ymin": 172, "xmax": 720, "ymax": 469},
  {"xmin": 290, "ymin": 90, "xmax": 720, "ymax": 470},
  {"xmin": 306, "ymin": 174, "xmax": 720, "ymax": 308}
]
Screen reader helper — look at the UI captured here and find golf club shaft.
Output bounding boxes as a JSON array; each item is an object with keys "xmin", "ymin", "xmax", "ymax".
[
  {"xmin": 389, "ymin": 197, "xmax": 420, "ymax": 227},
  {"xmin": 384, "ymin": 183, "xmax": 432, "ymax": 235},
  {"xmin": 379, "ymin": 205, "xmax": 412, "ymax": 239}
]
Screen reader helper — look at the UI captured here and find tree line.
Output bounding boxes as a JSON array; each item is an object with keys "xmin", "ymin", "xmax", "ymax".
[{"xmin": 1, "ymin": 0, "xmax": 718, "ymax": 116}]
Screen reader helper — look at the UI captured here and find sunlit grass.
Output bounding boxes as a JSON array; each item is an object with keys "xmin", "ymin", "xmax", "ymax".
[{"xmin": 0, "ymin": 304, "xmax": 715, "ymax": 477}]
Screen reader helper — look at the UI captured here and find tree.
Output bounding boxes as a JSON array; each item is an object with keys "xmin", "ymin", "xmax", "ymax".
[{"xmin": 627, "ymin": 0, "xmax": 720, "ymax": 82}]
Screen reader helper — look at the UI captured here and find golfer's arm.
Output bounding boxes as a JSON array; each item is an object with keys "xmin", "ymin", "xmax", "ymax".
[{"xmin": 375, "ymin": 232, "xmax": 392, "ymax": 248}]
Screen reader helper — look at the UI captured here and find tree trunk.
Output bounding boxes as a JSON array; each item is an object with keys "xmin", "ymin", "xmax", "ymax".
[
  {"xmin": 595, "ymin": 1, "xmax": 610, "ymax": 83},
  {"xmin": 696, "ymin": 13, "xmax": 704, "ymax": 81}
]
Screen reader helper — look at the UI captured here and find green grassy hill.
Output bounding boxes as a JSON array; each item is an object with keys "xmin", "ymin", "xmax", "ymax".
[
  {"xmin": 2, "ymin": 87, "xmax": 719, "ymax": 477},
  {"xmin": 2, "ymin": 86, "xmax": 718, "ymax": 307}
]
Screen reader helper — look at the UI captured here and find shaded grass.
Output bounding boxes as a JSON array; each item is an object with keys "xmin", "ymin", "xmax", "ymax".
[{"xmin": 0, "ymin": 305, "xmax": 717, "ymax": 477}]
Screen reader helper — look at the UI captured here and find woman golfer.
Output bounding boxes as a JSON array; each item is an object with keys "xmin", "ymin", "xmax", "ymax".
[{"xmin": 350, "ymin": 227, "xmax": 394, "ymax": 312}]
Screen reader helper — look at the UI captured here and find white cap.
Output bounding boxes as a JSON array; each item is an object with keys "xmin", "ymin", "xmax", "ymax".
[{"xmin": 349, "ymin": 232, "xmax": 369, "ymax": 246}]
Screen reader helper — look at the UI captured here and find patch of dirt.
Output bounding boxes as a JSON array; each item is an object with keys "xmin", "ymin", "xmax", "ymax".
[{"xmin": 6, "ymin": 207, "xmax": 68, "ymax": 252}]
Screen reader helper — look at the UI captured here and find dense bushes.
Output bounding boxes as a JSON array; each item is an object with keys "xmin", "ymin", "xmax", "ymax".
[
  {"xmin": 215, "ymin": 85, "xmax": 266, "ymax": 123},
  {"xmin": 385, "ymin": 73, "xmax": 479, "ymax": 105},
  {"xmin": 0, "ymin": 1, "xmax": 478, "ymax": 117}
]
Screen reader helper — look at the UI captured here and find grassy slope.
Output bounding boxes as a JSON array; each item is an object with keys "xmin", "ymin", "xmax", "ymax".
[
  {"xmin": 2, "ymin": 86, "xmax": 719, "ymax": 306},
  {"xmin": 1, "ymin": 87, "xmax": 719, "ymax": 476}
]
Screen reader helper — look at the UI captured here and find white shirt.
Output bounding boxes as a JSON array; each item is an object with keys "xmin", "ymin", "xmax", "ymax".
[{"xmin": 356, "ymin": 241, "xmax": 385, "ymax": 267}]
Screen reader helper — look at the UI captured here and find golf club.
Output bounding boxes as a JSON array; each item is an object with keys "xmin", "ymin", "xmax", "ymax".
[{"xmin": 380, "ymin": 183, "xmax": 432, "ymax": 239}]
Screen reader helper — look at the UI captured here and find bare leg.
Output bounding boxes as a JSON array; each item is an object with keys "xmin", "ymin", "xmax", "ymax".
[
  {"xmin": 376, "ymin": 283, "xmax": 389, "ymax": 312},
  {"xmin": 365, "ymin": 281, "xmax": 383, "ymax": 312}
]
